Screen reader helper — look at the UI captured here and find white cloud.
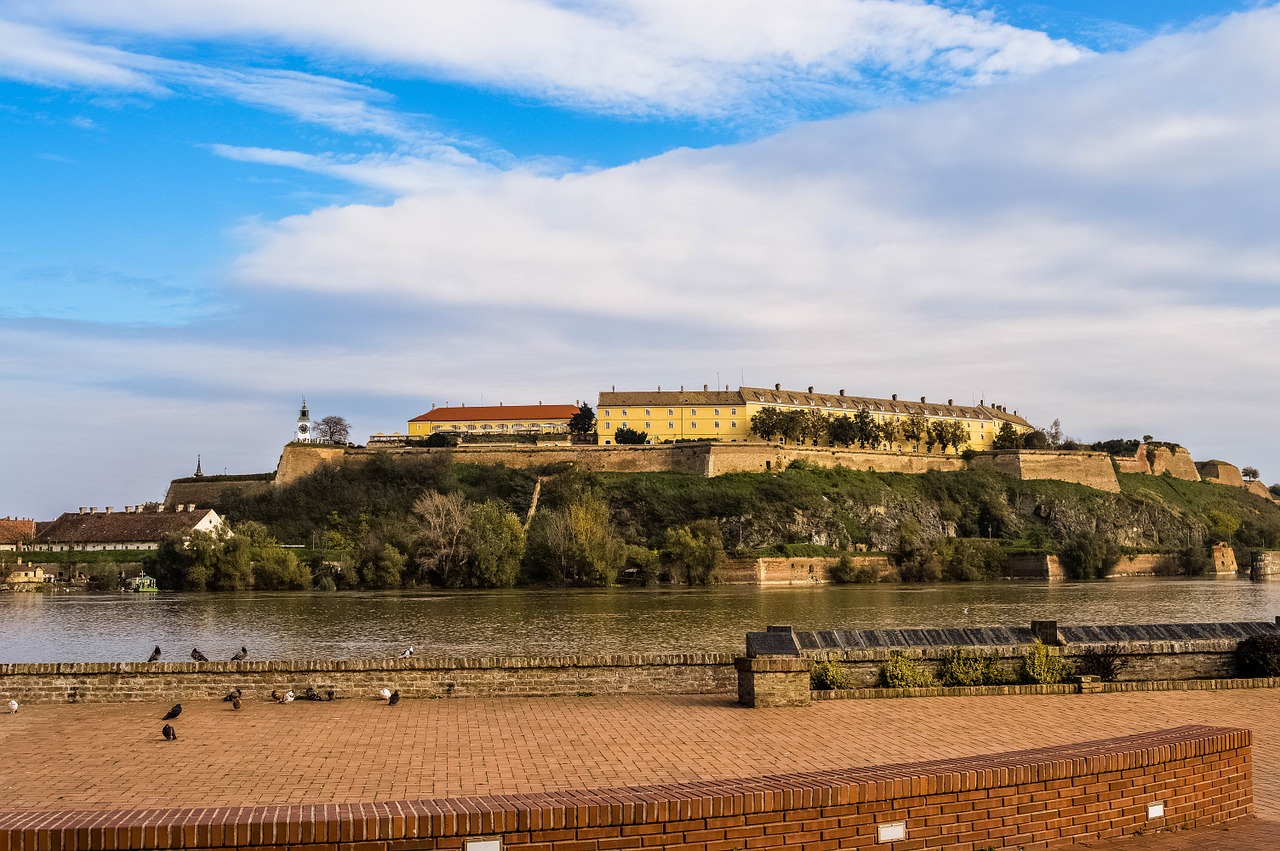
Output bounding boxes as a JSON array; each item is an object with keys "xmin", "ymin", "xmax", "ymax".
[
  {"xmin": 7, "ymin": 0, "xmax": 1086, "ymax": 118},
  {"xmin": 0, "ymin": 19, "xmax": 160, "ymax": 91}
]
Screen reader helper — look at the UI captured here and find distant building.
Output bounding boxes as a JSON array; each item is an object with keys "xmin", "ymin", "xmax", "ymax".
[
  {"xmin": 0, "ymin": 517, "xmax": 35, "ymax": 551},
  {"xmin": 295, "ymin": 398, "xmax": 316, "ymax": 443},
  {"xmin": 597, "ymin": 385, "xmax": 1032, "ymax": 449},
  {"xmin": 3, "ymin": 564, "xmax": 45, "ymax": 586},
  {"xmin": 30, "ymin": 505, "xmax": 225, "ymax": 552},
  {"xmin": 407, "ymin": 403, "xmax": 581, "ymax": 438}
]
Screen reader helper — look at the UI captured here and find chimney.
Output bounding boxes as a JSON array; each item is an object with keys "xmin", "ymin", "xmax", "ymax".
[
  {"xmin": 680, "ymin": 385, "xmax": 684, "ymax": 391},
  {"xmin": 157, "ymin": 505, "xmax": 165, "ymax": 512},
  {"xmin": 774, "ymin": 383, "xmax": 781, "ymax": 391},
  {"xmin": 703, "ymin": 384, "xmax": 708, "ymax": 391},
  {"xmin": 980, "ymin": 399, "xmax": 984, "ymax": 407},
  {"xmin": 175, "ymin": 504, "xmax": 184, "ymax": 513},
  {"xmin": 657, "ymin": 385, "xmax": 661, "ymax": 391},
  {"xmin": 612, "ymin": 385, "xmax": 616, "ymax": 392},
  {"xmin": 920, "ymin": 397, "xmax": 926, "ymax": 403},
  {"xmin": 807, "ymin": 386, "xmax": 814, "ymax": 393},
  {"xmin": 839, "ymin": 389, "xmax": 845, "ymax": 396},
  {"xmin": 187, "ymin": 504, "xmax": 196, "ymax": 512},
  {"xmin": 948, "ymin": 399, "xmax": 953, "ymax": 406},
  {"xmin": 892, "ymin": 394, "xmax": 897, "ymax": 401},
  {"xmin": 90, "ymin": 507, "xmax": 98, "ymax": 514},
  {"xmin": 105, "ymin": 507, "xmax": 113, "ymax": 514},
  {"xmin": 79, "ymin": 507, "xmax": 87, "ymax": 515}
]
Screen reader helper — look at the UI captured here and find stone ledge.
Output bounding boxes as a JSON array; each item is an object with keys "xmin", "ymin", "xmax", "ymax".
[{"xmin": 813, "ymin": 675, "xmax": 1280, "ymax": 701}]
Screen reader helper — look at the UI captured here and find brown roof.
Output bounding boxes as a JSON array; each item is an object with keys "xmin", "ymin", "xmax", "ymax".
[
  {"xmin": 410, "ymin": 404, "xmax": 580, "ymax": 423},
  {"xmin": 598, "ymin": 390, "xmax": 746, "ymax": 407},
  {"xmin": 33, "ymin": 509, "xmax": 220, "ymax": 545},
  {"xmin": 0, "ymin": 518, "xmax": 35, "ymax": 545},
  {"xmin": 737, "ymin": 387, "xmax": 1033, "ymax": 427}
]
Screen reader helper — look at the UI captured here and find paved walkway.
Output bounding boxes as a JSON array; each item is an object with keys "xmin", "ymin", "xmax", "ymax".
[{"xmin": 1, "ymin": 689, "xmax": 1277, "ymax": 847}]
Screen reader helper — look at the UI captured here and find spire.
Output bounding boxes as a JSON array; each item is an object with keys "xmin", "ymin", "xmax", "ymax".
[
  {"xmin": 299, "ymin": 397, "xmax": 309, "ymax": 419},
  {"xmin": 194, "ymin": 454, "xmax": 204, "ymax": 477}
]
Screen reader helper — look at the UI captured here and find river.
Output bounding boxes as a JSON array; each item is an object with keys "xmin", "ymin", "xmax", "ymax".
[{"xmin": 2, "ymin": 577, "xmax": 1278, "ymax": 664}]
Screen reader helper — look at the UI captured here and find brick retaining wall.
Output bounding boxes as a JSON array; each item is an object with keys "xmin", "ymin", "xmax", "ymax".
[
  {"xmin": 0, "ymin": 654, "xmax": 735, "ymax": 705},
  {"xmin": 0, "ymin": 725, "xmax": 1251, "ymax": 851}
]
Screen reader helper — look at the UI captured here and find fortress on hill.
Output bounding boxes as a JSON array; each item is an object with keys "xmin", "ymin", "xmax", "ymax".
[{"xmin": 164, "ymin": 384, "xmax": 1277, "ymax": 508}]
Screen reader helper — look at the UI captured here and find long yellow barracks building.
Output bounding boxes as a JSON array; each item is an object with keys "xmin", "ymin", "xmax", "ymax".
[
  {"xmin": 597, "ymin": 385, "xmax": 1032, "ymax": 449},
  {"xmin": 408, "ymin": 403, "xmax": 580, "ymax": 436}
]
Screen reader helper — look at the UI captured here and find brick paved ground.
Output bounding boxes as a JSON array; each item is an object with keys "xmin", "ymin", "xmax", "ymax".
[{"xmin": 1, "ymin": 689, "xmax": 1277, "ymax": 848}]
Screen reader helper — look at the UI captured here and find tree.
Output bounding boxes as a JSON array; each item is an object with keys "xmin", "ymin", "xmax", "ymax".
[
  {"xmin": 568, "ymin": 403, "xmax": 596, "ymax": 435},
  {"xmin": 253, "ymin": 548, "xmax": 312, "ymax": 590},
  {"xmin": 462, "ymin": 500, "xmax": 525, "ymax": 587},
  {"xmin": 614, "ymin": 426, "xmax": 649, "ymax": 444},
  {"xmin": 829, "ymin": 414, "xmax": 857, "ymax": 447},
  {"xmin": 850, "ymin": 409, "xmax": 878, "ymax": 447},
  {"xmin": 879, "ymin": 417, "xmax": 901, "ymax": 449},
  {"xmin": 992, "ymin": 422, "xmax": 1020, "ymax": 450},
  {"xmin": 1047, "ymin": 419, "xmax": 1063, "ymax": 448},
  {"xmin": 411, "ymin": 491, "xmax": 471, "ymax": 586},
  {"xmin": 1022, "ymin": 429, "xmax": 1050, "ymax": 450},
  {"xmin": 524, "ymin": 494, "xmax": 624, "ymax": 586},
  {"xmin": 1271, "ymin": 484, "xmax": 1280, "ymax": 499},
  {"xmin": 901, "ymin": 414, "xmax": 928, "ymax": 451},
  {"xmin": 359, "ymin": 543, "xmax": 406, "ymax": 589},
  {"xmin": 749, "ymin": 407, "xmax": 783, "ymax": 441},
  {"xmin": 316, "ymin": 415, "xmax": 351, "ymax": 444},
  {"xmin": 660, "ymin": 520, "xmax": 726, "ymax": 585},
  {"xmin": 1242, "ymin": 466, "xmax": 1260, "ymax": 482}
]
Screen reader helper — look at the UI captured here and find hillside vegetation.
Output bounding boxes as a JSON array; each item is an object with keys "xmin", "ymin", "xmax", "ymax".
[{"xmin": 163, "ymin": 454, "xmax": 1280, "ymax": 591}]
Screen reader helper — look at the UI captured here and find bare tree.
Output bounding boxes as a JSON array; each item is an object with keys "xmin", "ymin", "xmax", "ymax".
[
  {"xmin": 411, "ymin": 491, "xmax": 471, "ymax": 586},
  {"xmin": 316, "ymin": 415, "xmax": 351, "ymax": 444}
]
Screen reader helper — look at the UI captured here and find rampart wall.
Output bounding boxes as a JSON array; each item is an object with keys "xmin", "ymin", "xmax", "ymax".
[
  {"xmin": 753, "ymin": 555, "xmax": 894, "ymax": 585},
  {"xmin": 0, "ymin": 654, "xmax": 734, "ymax": 705},
  {"xmin": 0, "ymin": 727, "xmax": 1251, "ymax": 851},
  {"xmin": 275, "ymin": 444, "xmax": 345, "ymax": 485},
  {"xmin": 1199, "ymin": 459, "xmax": 1246, "ymax": 488},
  {"xmin": 163, "ymin": 478, "xmax": 274, "ymax": 508},
  {"xmin": 969, "ymin": 449, "xmax": 1121, "ymax": 492}
]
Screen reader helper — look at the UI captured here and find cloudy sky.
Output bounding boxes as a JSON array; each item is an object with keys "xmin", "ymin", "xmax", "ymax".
[{"xmin": 2, "ymin": 0, "xmax": 1277, "ymax": 519}]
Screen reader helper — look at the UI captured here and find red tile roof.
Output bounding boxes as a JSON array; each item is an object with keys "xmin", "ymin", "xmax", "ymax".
[
  {"xmin": 410, "ymin": 404, "xmax": 579, "ymax": 423},
  {"xmin": 0, "ymin": 518, "xmax": 35, "ymax": 545},
  {"xmin": 33, "ymin": 509, "xmax": 220, "ymax": 545}
]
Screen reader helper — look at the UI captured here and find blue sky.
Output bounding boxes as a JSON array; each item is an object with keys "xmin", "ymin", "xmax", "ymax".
[{"xmin": 1, "ymin": 0, "xmax": 1277, "ymax": 519}]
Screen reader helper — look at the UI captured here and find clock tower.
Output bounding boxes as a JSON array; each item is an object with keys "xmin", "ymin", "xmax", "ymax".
[{"xmin": 296, "ymin": 398, "xmax": 314, "ymax": 443}]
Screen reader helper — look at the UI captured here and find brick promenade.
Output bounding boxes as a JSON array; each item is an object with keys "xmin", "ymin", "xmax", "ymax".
[{"xmin": 1, "ymin": 689, "xmax": 1277, "ymax": 848}]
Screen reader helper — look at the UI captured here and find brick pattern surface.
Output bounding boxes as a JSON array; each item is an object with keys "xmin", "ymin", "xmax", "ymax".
[{"xmin": 0, "ymin": 689, "xmax": 1277, "ymax": 849}]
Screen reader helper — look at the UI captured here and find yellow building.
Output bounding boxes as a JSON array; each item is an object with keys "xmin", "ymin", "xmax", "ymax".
[
  {"xmin": 408, "ymin": 403, "xmax": 581, "ymax": 437},
  {"xmin": 598, "ymin": 385, "xmax": 1032, "ymax": 450}
]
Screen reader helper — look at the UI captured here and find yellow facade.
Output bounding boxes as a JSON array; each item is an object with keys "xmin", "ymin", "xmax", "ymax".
[
  {"xmin": 598, "ymin": 386, "xmax": 1032, "ymax": 451},
  {"xmin": 408, "ymin": 404, "xmax": 580, "ymax": 437}
]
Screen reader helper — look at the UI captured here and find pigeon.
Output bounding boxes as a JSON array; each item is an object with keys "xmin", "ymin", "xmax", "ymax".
[
  {"xmin": 325, "ymin": 690, "xmax": 335, "ymax": 701},
  {"xmin": 271, "ymin": 690, "xmax": 282, "ymax": 703},
  {"xmin": 221, "ymin": 688, "xmax": 242, "ymax": 702},
  {"xmin": 191, "ymin": 648, "xmax": 209, "ymax": 662},
  {"xmin": 147, "ymin": 646, "xmax": 161, "ymax": 663},
  {"xmin": 378, "ymin": 687, "xmax": 392, "ymax": 701},
  {"xmin": 388, "ymin": 690, "xmax": 400, "ymax": 706},
  {"xmin": 282, "ymin": 690, "xmax": 295, "ymax": 703},
  {"xmin": 230, "ymin": 646, "xmax": 248, "ymax": 662},
  {"xmin": 6, "ymin": 700, "xmax": 16, "ymax": 714},
  {"xmin": 162, "ymin": 703, "xmax": 182, "ymax": 720},
  {"xmin": 304, "ymin": 687, "xmax": 324, "ymax": 701},
  {"xmin": 231, "ymin": 697, "xmax": 242, "ymax": 711},
  {"xmin": 162, "ymin": 724, "xmax": 177, "ymax": 741},
  {"xmin": 398, "ymin": 646, "xmax": 414, "ymax": 658}
]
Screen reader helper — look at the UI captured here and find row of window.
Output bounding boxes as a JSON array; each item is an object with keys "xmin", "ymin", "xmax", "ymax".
[
  {"xmin": 606, "ymin": 421, "xmax": 738, "ymax": 431},
  {"xmin": 603, "ymin": 408, "xmax": 737, "ymax": 417}
]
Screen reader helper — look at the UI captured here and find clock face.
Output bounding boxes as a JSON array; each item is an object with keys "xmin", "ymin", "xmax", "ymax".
[{"xmin": 298, "ymin": 423, "xmax": 310, "ymax": 434}]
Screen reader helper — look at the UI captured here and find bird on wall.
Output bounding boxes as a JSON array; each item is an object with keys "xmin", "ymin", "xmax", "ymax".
[
  {"xmin": 378, "ymin": 687, "xmax": 392, "ymax": 701},
  {"xmin": 325, "ymin": 689, "xmax": 335, "ymax": 701},
  {"xmin": 282, "ymin": 690, "xmax": 295, "ymax": 703},
  {"xmin": 398, "ymin": 646, "xmax": 414, "ymax": 658},
  {"xmin": 231, "ymin": 697, "xmax": 242, "ymax": 711},
  {"xmin": 162, "ymin": 724, "xmax": 177, "ymax": 741},
  {"xmin": 162, "ymin": 703, "xmax": 182, "ymax": 720},
  {"xmin": 388, "ymin": 690, "xmax": 400, "ymax": 706},
  {"xmin": 147, "ymin": 646, "xmax": 161, "ymax": 663},
  {"xmin": 191, "ymin": 648, "xmax": 209, "ymax": 662},
  {"xmin": 230, "ymin": 646, "xmax": 248, "ymax": 662},
  {"xmin": 222, "ymin": 688, "xmax": 242, "ymax": 702},
  {"xmin": 6, "ymin": 700, "xmax": 16, "ymax": 714}
]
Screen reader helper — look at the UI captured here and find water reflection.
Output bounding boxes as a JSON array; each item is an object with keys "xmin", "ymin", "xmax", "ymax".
[{"xmin": 1, "ymin": 577, "xmax": 1277, "ymax": 663}]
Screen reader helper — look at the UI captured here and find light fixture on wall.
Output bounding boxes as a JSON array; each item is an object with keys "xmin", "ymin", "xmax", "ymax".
[
  {"xmin": 1147, "ymin": 802, "xmax": 1165, "ymax": 819},
  {"xmin": 463, "ymin": 840, "xmax": 501, "ymax": 851},
  {"xmin": 876, "ymin": 820, "xmax": 906, "ymax": 843}
]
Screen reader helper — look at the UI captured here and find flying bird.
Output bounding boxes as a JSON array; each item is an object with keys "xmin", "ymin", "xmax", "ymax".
[
  {"xmin": 378, "ymin": 687, "xmax": 392, "ymax": 701},
  {"xmin": 398, "ymin": 646, "xmax": 414, "ymax": 658},
  {"xmin": 222, "ymin": 688, "xmax": 242, "ymax": 702},
  {"xmin": 230, "ymin": 646, "xmax": 247, "ymax": 662},
  {"xmin": 191, "ymin": 648, "xmax": 209, "ymax": 662},
  {"xmin": 231, "ymin": 697, "xmax": 242, "ymax": 711},
  {"xmin": 6, "ymin": 700, "xmax": 16, "ymax": 714},
  {"xmin": 147, "ymin": 646, "xmax": 161, "ymax": 663},
  {"xmin": 162, "ymin": 724, "xmax": 177, "ymax": 741},
  {"xmin": 388, "ymin": 690, "xmax": 400, "ymax": 706},
  {"xmin": 162, "ymin": 703, "xmax": 182, "ymax": 720}
]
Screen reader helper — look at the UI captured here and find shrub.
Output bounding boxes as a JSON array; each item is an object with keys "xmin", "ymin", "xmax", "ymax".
[
  {"xmin": 1235, "ymin": 634, "xmax": 1280, "ymax": 678},
  {"xmin": 936, "ymin": 648, "xmax": 1010, "ymax": 686},
  {"xmin": 829, "ymin": 554, "xmax": 879, "ymax": 584},
  {"xmin": 1074, "ymin": 645, "xmax": 1129, "ymax": 681},
  {"xmin": 810, "ymin": 661, "xmax": 853, "ymax": 691},
  {"xmin": 1022, "ymin": 640, "xmax": 1069, "ymax": 684},
  {"xmin": 880, "ymin": 652, "xmax": 937, "ymax": 688},
  {"xmin": 1058, "ymin": 534, "xmax": 1121, "ymax": 580}
]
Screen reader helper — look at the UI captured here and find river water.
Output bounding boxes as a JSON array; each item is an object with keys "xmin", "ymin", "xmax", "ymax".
[{"xmin": 2, "ymin": 578, "xmax": 1279, "ymax": 664}]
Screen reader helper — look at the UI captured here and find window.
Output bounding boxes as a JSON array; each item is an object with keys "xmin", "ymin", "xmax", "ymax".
[
  {"xmin": 668, "ymin": 421, "xmax": 674, "ymax": 429},
  {"xmin": 668, "ymin": 408, "xmax": 674, "ymax": 416},
  {"xmin": 714, "ymin": 408, "xmax": 720, "ymax": 416},
  {"xmin": 645, "ymin": 422, "xmax": 651, "ymax": 429},
  {"xmin": 714, "ymin": 421, "xmax": 720, "ymax": 429},
  {"xmin": 645, "ymin": 408, "xmax": 651, "ymax": 416},
  {"xmin": 731, "ymin": 421, "xmax": 737, "ymax": 428},
  {"xmin": 603, "ymin": 409, "xmax": 610, "ymax": 417},
  {"xmin": 604, "ymin": 421, "xmax": 610, "ymax": 429},
  {"xmin": 621, "ymin": 422, "xmax": 628, "ymax": 429},
  {"xmin": 690, "ymin": 421, "xmax": 697, "ymax": 429},
  {"xmin": 731, "ymin": 408, "xmax": 737, "ymax": 415},
  {"xmin": 621, "ymin": 409, "xmax": 628, "ymax": 416}
]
